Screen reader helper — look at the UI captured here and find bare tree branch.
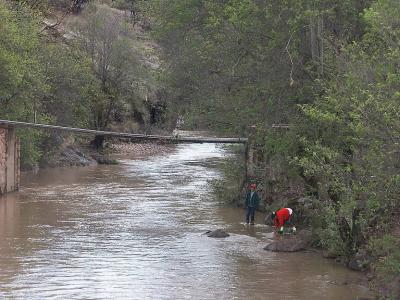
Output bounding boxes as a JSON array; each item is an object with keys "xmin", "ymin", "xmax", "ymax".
[{"xmin": 285, "ymin": 32, "xmax": 295, "ymax": 87}]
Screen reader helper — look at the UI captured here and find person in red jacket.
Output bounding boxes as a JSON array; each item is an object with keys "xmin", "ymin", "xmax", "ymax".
[{"xmin": 271, "ymin": 208, "xmax": 295, "ymax": 234}]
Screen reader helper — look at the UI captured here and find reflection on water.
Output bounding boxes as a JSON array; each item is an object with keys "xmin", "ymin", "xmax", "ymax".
[{"xmin": 0, "ymin": 143, "xmax": 371, "ymax": 299}]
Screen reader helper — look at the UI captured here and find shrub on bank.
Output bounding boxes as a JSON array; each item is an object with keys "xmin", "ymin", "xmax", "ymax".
[{"xmin": 211, "ymin": 146, "xmax": 246, "ymax": 206}]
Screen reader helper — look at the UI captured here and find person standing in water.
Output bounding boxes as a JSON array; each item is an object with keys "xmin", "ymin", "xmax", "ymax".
[
  {"xmin": 271, "ymin": 207, "xmax": 295, "ymax": 234},
  {"xmin": 244, "ymin": 183, "xmax": 260, "ymax": 225}
]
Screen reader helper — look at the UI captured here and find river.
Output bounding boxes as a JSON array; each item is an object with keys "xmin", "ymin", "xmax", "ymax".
[{"xmin": 0, "ymin": 143, "xmax": 372, "ymax": 299}]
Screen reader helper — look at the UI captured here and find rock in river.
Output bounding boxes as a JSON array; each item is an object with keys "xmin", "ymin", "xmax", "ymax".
[
  {"xmin": 348, "ymin": 250, "xmax": 370, "ymax": 271},
  {"xmin": 264, "ymin": 230, "xmax": 312, "ymax": 252},
  {"xmin": 205, "ymin": 229, "xmax": 230, "ymax": 238}
]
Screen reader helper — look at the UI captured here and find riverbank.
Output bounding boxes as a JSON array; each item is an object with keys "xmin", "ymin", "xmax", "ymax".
[
  {"xmin": 213, "ymin": 146, "xmax": 399, "ymax": 299},
  {"xmin": 240, "ymin": 194, "xmax": 398, "ymax": 299}
]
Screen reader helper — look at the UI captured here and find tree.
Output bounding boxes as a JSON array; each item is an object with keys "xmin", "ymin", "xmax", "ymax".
[
  {"xmin": 295, "ymin": 0, "xmax": 400, "ymax": 257},
  {"xmin": 73, "ymin": 3, "xmax": 152, "ymax": 131},
  {"xmin": 0, "ymin": 1, "xmax": 45, "ymax": 121}
]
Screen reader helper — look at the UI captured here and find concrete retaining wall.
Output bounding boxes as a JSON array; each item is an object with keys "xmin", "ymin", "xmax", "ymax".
[
  {"xmin": 0, "ymin": 128, "xmax": 6, "ymax": 194},
  {"xmin": 0, "ymin": 126, "xmax": 20, "ymax": 195}
]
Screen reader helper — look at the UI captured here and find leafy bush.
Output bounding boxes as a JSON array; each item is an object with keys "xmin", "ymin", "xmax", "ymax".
[
  {"xmin": 211, "ymin": 145, "xmax": 246, "ymax": 205},
  {"xmin": 18, "ymin": 129, "xmax": 44, "ymax": 170},
  {"xmin": 311, "ymin": 204, "xmax": 346, "ymax": 256},
  {"xmin": 368, "ymin": 235, "xmax": 400, "ymax": 280}
]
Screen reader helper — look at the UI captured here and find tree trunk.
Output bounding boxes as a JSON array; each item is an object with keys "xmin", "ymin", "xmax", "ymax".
[
  {"xmin": 310, "ymin": 15, "xmax": 324, "ymax": 76},
  {"xmin": 91, "ymin": 135, "xmax": 105, "ymax": 149},
  {"xmin": 317, "ymin": 15, "xmax": 324, "ymax": 75},
  {"xmin": 310, "ymin": 16, "xmax": 318, "ymax": 62},
  {"xmin": 337, "ymin": 215, "xmax": 354, "ymax": 258}
]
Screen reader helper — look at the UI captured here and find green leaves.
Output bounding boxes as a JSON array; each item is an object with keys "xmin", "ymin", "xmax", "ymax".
[
  {"xmin": 288, "ymin": 0, "xmax": 400, "ymax": 267},
  {"xmin": 368, "ymin": 235, "xmax": 400, "ymax": 281},
  {"xmin": 223, "ymin": 0, "xmax": 260, "ymax": 28},
  {"xmin": 0, "ymin": 2, "xmax": 42, "ymax": 113},
  {"xmin": 0, "ymin": 1, "xmax": 160, "ymax": 166}
]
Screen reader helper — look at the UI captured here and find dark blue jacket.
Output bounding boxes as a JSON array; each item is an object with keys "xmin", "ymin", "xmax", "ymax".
[{"xmin": 245, "ymin": 191, "xmax": 260, "ymax": 209}]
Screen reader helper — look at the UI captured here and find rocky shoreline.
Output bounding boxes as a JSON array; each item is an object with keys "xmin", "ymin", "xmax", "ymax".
[
  {"xmin": 35, "ymin": 141, "xmax": 176, "ymax": 171},
  {"xmin": 110, "ymin": 142, "xmax": 175, "ymax": 158}
]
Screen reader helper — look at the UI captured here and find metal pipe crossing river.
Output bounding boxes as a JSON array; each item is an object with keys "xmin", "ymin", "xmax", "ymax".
[{"xmin": 0, "ymin": 119, "xmax": 247, "ymax": 144}]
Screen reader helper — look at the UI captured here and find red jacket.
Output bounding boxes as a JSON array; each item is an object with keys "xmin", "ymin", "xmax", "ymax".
[{"xmin": 274, "ymin": 208, "xmax": 291, "ymax": 227}]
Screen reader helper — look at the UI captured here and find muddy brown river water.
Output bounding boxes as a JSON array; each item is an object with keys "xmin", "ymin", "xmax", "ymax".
[{"xmin": 0, "ymin": 143, "xmax": 372, "ymax": 299}]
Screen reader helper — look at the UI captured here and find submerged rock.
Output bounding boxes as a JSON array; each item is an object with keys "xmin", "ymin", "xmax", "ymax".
[
  {"xmin": 322, "ymin": 250, "xmax": 338, "ymax": 259},
  {"xmin": 348, "ymin": 250, "xmax": 370, "ymax": 271},
  {"xmin": 61, "ymin": 147, "xmax": 96, "ymax": 166},
  {"xmin": 205, "ymin": 229, "xmax": 230, "ymax": 238},
  {"xmin": 42, "ymin": 145, "xmax": 97, "ymax": 168},
  {"xmin": 264, "ymin": 230, "xmax": 312, "ymax": 252},
  {"xmin": 91, "ymin": 153, "xmax": 118, "ymax": 165}
]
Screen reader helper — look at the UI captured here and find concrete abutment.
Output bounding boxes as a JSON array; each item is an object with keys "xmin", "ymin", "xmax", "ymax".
[{"xmin": 0, "ymin": 126, "xmax": 20, "ymax": 195}]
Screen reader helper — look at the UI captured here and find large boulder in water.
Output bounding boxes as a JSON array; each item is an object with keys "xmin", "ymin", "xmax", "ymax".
[
  {"xmin": 264, "ymin": 230, "xmax": 312, "ymax": 252},
  {"xmin": 205, "ymin": 229, "xmax": 230, "ymax": 238}
]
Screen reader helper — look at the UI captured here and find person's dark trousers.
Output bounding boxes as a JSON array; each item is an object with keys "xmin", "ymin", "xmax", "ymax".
[
  {"xmin": 284, "ymin": 214, "xmax": 296, "ymax": 226},
  {"xmin": 246, "ymin": 206, "xmax": 256, "ymax": 224}
]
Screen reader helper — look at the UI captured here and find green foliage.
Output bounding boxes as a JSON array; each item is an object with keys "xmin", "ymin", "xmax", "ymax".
[
  {"xmin": 0, "ymin": 1, "xmax": 102, "ymax": 167},
  {"xmin": 73, "ymin": 3, "xmax": 162, "ymax": 130},
  {"xmin": 147, "ymin": 0, "xmax": 371, "ymax": 137},
  {"xmin": 312, "ymin": 204, "xmax": 346, "ymax": 255},
  {"xmin": 17, "ymin": 128, "xmax": 44, "ymax": 170},
  {"xmin": 211, "ymin": 146, "xmax": 246, "ymax": 205},
  {"xmin": 0, "ymin": 1, "xmax": 48, "ymax": 168},
  {"xmin": 40, "ymin": 44, "xmax": 102, "ymax": 128},
  {"xmin": 0, "ymin": 1, "xmax": 45, "ymax": 119},
  {"xmin": 369, "ymin": 235, "xmax": 400, "ymax": 279},
  {"xmin": 0, "ymin": 0, "xmax": 167, "ymax": 168},
  {"xmin": 149, "ymin": 0, "xmax": 299, "ymax": 135},
  {"xmin": 288, "ymin": 0, "xmax": 400, "ymax": 265}
]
